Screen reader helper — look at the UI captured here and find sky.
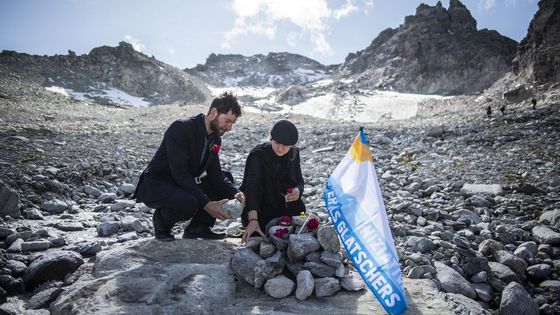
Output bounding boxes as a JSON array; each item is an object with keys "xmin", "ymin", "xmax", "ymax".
[{"xmin": 0, "ymin": 0, "xmax": 539, "ymax": 69}]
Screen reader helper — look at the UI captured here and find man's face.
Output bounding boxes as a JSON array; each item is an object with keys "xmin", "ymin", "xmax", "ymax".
[{"xmin": 210, "ymin": 109, "xmax": 238, "ymax": 136}]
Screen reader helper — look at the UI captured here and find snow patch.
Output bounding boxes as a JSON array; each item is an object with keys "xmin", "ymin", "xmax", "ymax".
[{"xmin": 45, "ymin": 85, "xmax": 149, "ymax": 107}]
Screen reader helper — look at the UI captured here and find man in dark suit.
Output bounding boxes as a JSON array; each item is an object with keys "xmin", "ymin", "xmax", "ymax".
[{"xmin": 133, "ymin": 92, "xmax": 245, "ymax": 241}]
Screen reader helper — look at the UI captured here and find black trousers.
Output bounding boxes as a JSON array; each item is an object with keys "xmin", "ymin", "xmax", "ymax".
[{"xmin": 147, "ymin": 172, "xmax": 234, "ymax": 233}]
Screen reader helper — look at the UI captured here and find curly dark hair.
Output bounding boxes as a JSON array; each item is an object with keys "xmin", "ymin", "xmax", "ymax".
[{"xmin": 208, "ymin": 92, "xmax": 242, "ymax": 117}]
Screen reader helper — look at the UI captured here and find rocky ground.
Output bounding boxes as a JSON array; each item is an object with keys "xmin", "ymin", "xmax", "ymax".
[{"xmin": 1, "ymin": 64, "xmax": 560, "ymax": 314}]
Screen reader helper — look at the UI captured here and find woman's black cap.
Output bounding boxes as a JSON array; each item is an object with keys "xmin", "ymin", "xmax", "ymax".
[{"xmin": 271, "ymin": 120, "xmax": 298, "ymax": 145}]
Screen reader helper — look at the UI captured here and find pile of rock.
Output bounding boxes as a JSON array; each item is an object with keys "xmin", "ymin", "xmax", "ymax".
[{"xmin": 230, "ymin": 215, "xmax": 365, "ymax": 300}]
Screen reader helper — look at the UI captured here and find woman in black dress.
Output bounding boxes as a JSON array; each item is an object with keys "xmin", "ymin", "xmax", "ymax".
[{"xmin": 240, "ymin": 120, "xmax": 306, "ymax": 242}]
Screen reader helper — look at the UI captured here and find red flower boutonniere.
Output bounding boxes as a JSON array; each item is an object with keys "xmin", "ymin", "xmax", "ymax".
[
  {"xmin": 307, "ymin": 218, "xmax": 319, "ymax": 230},
  {"xmin": 211, "ymin": 144, "xmax": 221, "ymax": 153}
]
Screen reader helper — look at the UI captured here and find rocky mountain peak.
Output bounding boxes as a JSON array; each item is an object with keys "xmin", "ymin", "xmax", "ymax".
[
  {"xmin": 337, "ymin": 0, "xmax": 516, "ymax": 95},
  {"xmin": 186, "ymin": 52, "xmax": 329, "ymax": 88}
]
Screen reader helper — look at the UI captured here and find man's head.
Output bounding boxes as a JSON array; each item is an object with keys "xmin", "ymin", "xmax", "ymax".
[{"xmin": 207, "ymin": 92, "xmax": 241, "ymax": 136}]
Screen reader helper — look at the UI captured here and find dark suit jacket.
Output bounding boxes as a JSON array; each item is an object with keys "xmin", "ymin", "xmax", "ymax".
[{"xmin": 133, "ymin": 114, "xmax": 238, "ymax": 207}]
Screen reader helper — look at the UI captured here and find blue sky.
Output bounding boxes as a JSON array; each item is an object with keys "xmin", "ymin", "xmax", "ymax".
[{"xmin": 0, "ymin": 0, "xmax": 538, "ymax": 69}]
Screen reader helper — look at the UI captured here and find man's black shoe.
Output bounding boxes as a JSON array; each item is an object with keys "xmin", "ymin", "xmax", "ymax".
[
  {"xmin": 182, "ymin": 225, "xmax": 226, "ymax": 240},
  {"xmin": 154, "ymin": 232, "xmax": 175, "ymax": 242}
]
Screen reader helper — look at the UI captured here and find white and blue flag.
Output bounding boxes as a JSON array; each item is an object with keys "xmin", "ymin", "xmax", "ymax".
[{"xmin": 324, "ymin": 129, "xmax": 408, "ymax": 315}]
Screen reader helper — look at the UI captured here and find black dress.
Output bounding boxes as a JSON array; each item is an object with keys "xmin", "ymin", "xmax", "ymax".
[{"xmin": 240, "ymin": 143, "xmax": 306, "ymax": 230}]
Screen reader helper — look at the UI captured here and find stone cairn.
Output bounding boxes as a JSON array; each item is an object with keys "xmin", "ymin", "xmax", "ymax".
[{"xmin": 230, "ymin": 214, "xmax": 365, "ymax": 299}]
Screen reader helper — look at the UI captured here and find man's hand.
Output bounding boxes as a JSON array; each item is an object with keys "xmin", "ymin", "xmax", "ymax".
[
  {"xmin": 234, "ymin": 191, "xmax": 245, "ymax": 205},
  {"xmin": 285, "ymin": 187, "xmax": 300, "ymax": 203},
  {"xmin": 242, "ymin": 220, "xmax": 265, "ymax": 243},
  {"xmin": 203, "ymin": 199, "xmax": 231, "ymax": 220}
]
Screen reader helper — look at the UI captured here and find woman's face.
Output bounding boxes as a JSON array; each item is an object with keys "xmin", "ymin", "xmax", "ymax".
[{"xmin": 271, "ymin": 140, "xmax": 294, "ymax": 157}]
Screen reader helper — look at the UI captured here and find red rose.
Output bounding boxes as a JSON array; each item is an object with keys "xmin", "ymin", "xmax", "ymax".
[
  {"xmin": 273, "ymin": 228, "xmax": 289, "ymax": 238},
  {"xmin": 287, "ymin": 187, "xmax": 294, "ymax": 194},
  {"xmin": 279, "ymin": 215, "xmax": 292, "ymax": 225},
  {"xmin": 307, "ymin": 218, "xmax": 319, "ymax": 230},
  {"xmin": 212, "ymin": 144, "xmax": 221, "ymax": 153}
]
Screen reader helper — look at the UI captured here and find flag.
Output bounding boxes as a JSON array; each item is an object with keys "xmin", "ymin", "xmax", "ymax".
[{"xmin": 324, "ymin": 128, "xmax": 408, "ymax": 315}]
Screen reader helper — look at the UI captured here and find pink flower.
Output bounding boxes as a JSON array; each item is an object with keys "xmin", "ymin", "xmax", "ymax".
[
  {"xmin": 279, "ymin": 215, "xmax": 292, "ymax": 225},
  {"xmin": 307, "ymin": 218, "xmax": 319, "ymax": 230},
  {"xmin": 287, "ymin": 187, "xmax": 294, "ymax": 194},
  {"xmin": 212, "ymin": 144, "xmax": 221, "ymax": 153}
]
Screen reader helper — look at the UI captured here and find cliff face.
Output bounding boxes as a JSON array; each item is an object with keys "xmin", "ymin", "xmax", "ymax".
[
  {"xmin": 0, "ymin": 42, "xmax": 211, "ymax": 105},
  {"xmin": 337, "ymin": 0, "xmax": 518, "ymax": 95},
  {"xmin": 513, "ymin": 0, "xmax": 560, "ymax": 85}
]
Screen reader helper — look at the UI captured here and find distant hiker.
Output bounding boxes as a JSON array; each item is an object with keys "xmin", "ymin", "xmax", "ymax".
[
  {"xmin": 500, "ymin": 104, "xmax": 506, "ymax": 116},
  {"xmin": 531, "ymin": 98, "xmax": 537, "ymax": 110},
  {"xmin": 133, "ymin": 92, "xmax": 245, "ymax": 241},
  {"xmin": 239, "ymin": 120, "xmax": 305, "ymax": 243},
  {"xmin": 486, "ymin": 105, "xmax": 492, "ymax": 118}
]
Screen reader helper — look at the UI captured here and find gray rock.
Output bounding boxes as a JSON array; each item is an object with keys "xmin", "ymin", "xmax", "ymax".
[
  {"xmin": 339, "ymin": 273, "xmax": 366, "ymax": 291},
  {"xmin": 52, "ymin": 239, "xmax": 235, "ymax": 314},
  {"xmin": 465, "ymin": 195, "xmax": 493, "ymax": 208},
  {"xmin": 320, "ymin": 251, "xmax": 343, "ymax": 268},
  {"xmin": 0, "ymin": 275, "xmax": 25, "ymax": 295},
  {"xmin": 110, "ymin": 199, "xmax": 136, "ymax": 212},
  {"xmin": 119, "ymin": 183, "xmax": 136, "ymax": 195},
  {"xmin": 453, "ymin": 209, "xmax": 481, "ymax": 224},
  {"xmin": 98, "ymin": 192, "xmax": 117, "ymax": 203},
  {"xmin": 471, "ymin": 271, "xmax": 488, "ymax": 283},
  {"xmin": 538, "ymin": 280, "xmax": 560, "ymax": 293},
  {"xmin": 222, "ymin": 199, "xmax": 243, "ymax": 219},
  {"xmin": 254, "ymin": 251, "xmax": 285, "ymax": 289},
  {"xmin": 499, "ymin": 282, "xmax": 539, "ymax": 315},
  {"xmin": 460, "ymin": 184, "xmax": 502, "ymax": 197},
  {"xmin": 244, "ymin": 237, "xmax": 263, "ymax": 251},
  {"xmin": 121, "ymin": 215, "xmax": 144, "ymax": 232},
  {"xmin": 264, "ymin": 275, "xmax": 295, "ymax": 298},
  {"xmin": 21, "ymin": 240, "xmax": 50, "ymax": 252},
  {"xmin": 41, "ymin": 199, "xmax": 67, "ymax": 214},
  {"xmin": 54, "ymin": 221, "xmax": 85, "ymax": 232},
  {"xmin": 26, "ymin": 286, "xmax": 64, "ymax": 310},
  {"xmin": 434, "ymin": 261, "xmax": 476, "ymax": 299},
  {"xmin": 304, "ymin": 261, "xmax": 336, "ymax": 278},
  {"xmin": 0, "ymin": 227, "xmax": 15, "ymax": 239},
  {"xmin": 0, "ymin": 181, "xmax": 20, "ymax": 218},
  {"xmin": 22, "ymin": 207, "xmax": 44, "ymax": 220},
  {"xmin": 539, "ymin": 209, "xmax": 560, "ymax": 227},
  {"xmin": 405, "ymin": 236, "xmax": 435, "ymax": 253},
  {"xmin": 97, "ymin": 221, "xmax": 120, "ymax": 237},
  {"xmin": 532, "ymin": 225, "xmax": 560, "ymax": 245},
  {"xmin": 295, "ymin": 270, "xmax": 314, "ymax": 300},
  {"xmin": 288, "ymin": 233, "xmax": 321, "ymax": 262},
  {"xmin": 488, "ymin": 261, "xmax": 520, "ymax": 284},
  {"xmin": 478, "ymin": 239, "xmax": 504, "ymax": 256},
  {"xmin": 526, "ymin": 264, "xmax": 553, "ymax": 280},
  {"xmin": 22, "ymin": 250, "xmax": 84, "ymax": 288},
  {"xmin": 6, "ymin": 238, "xmax": 23, "ymax": 253},
  {"xmin": 117, "ymin": 231, "xmax": 138, "ymax": 242},
  {"xmin": 460, "ymin": 256, "xmax": 489, "ymax": 276},
  {"xmin": 314, "ymin": 277, "xmax": 341, "ymax": 297},
  {"xmin": 63, "ymin": 240, "xmax": 102, "ymax": 256},
  {"xmin": 230, "ymin": 247, "xmax": 263, "ymax": 286},
  {"xmin": 259, "ymin": 242, "xmax": 276, "ymax": 259},
  {"xmin": 472, "ymin": 283, "xmax": 493, "ymax": 302},
  {"xmin": 84, "ymin": 185, "xmax": 102, "ymax": 197},
  {"xmin": 453, "ymin": 235, "xmax": 471, "ymax": 249},
  {"xmin": 5, "ymin": 260, "xmax": 26, "ymax": 276},
  {"xmin": 317, "ymin": 225, "xmax": 340, "ymax": 253},
  {"xmin": 494, "ymin": 250, "xmax": 528, "ymax": 273}
]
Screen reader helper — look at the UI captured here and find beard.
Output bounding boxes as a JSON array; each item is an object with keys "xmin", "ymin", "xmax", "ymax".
[{"xmin": 210, "ymin": 117, "xmax": 224, "ymax": 135}]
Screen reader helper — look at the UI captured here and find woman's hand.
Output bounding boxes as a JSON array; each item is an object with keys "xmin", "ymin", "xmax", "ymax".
[
  {"xmin": 285, "ymin": 187, "xmax": 300, "ymax": 203},
  {"xmin": 242, "ymin": 220, "xmax": 265, "ymax": 243}
]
